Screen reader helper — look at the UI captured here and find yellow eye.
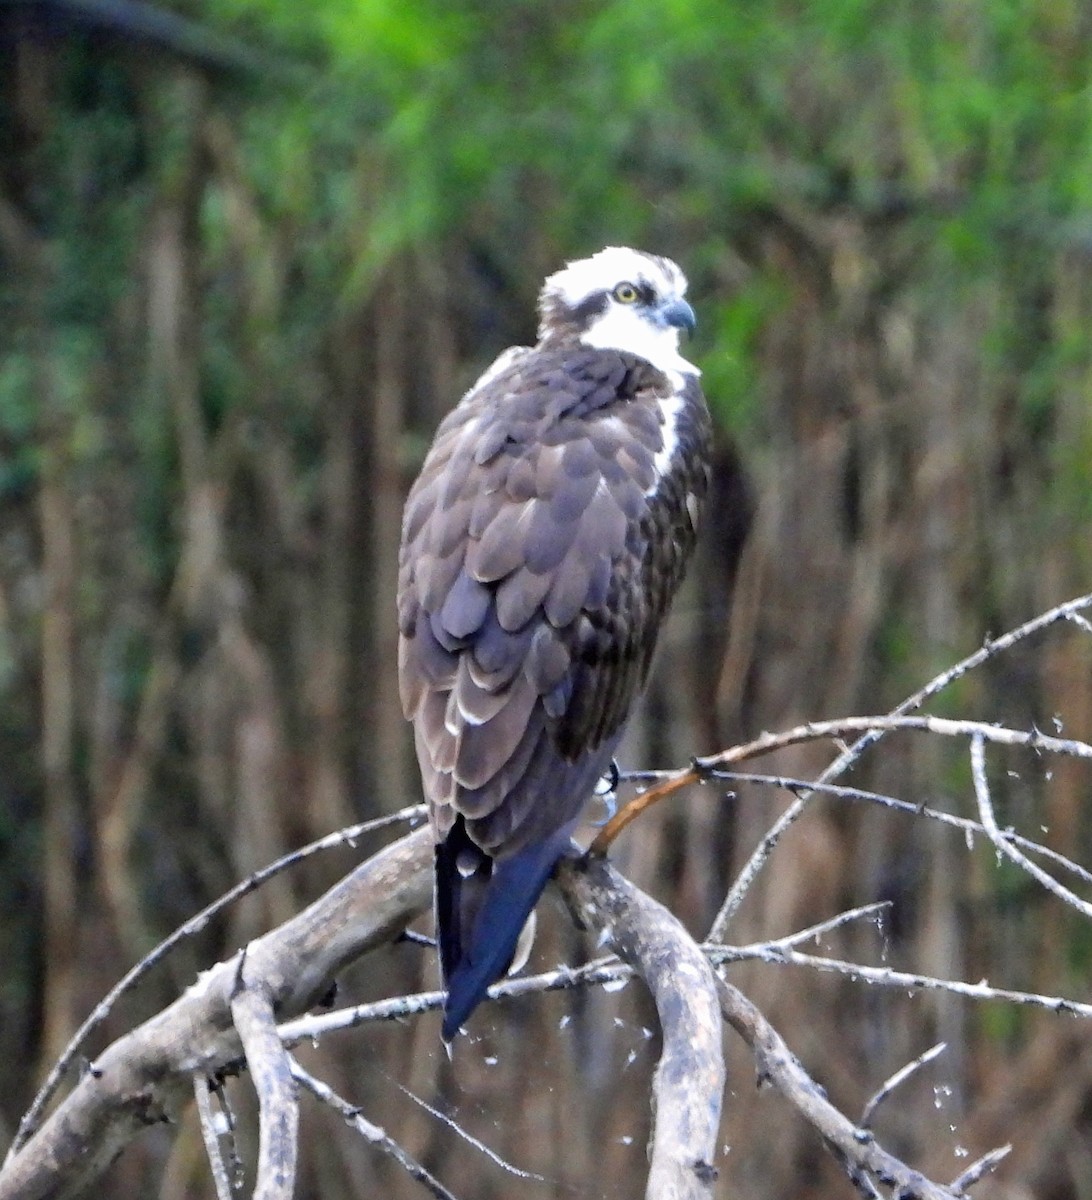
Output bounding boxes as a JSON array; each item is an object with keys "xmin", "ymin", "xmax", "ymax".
[{"xmin": 612, "ymin": 282, "xmax": 640, "ymax": 304}]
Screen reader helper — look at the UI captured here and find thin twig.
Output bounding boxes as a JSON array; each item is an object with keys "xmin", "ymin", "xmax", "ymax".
[
  {"xmin": 759, "ymin": 902, "xmax": 890, "ymax": 953},
  {"xmin": 716, "ymin": 946, "xmax": 1092, "ymax": 1018},
  {"xmin": 859, "ymin": 1043, "xmax": 947, "ymax": 1130},
  {"xmin": 707, "ymin": 591, "xmax": 1092, "ymax": 938},
  {"xmin": 949, "ymin": 1144, "xmax": 1012, "ymax": 1192},
  {"xmin": 394, "ymin": 1081, "xmax": 553, "ymax": 1185},
  {"xmin": 969, "ymin": 733, "xmax": 1092, "ymax": 918},
  {"xmin": 7, "ymin": 806, "xmax": 425, "ymax": 1159},
  {"xmin": 712, "ymin": 770, "xmax": 1092, "ymax": 889},
  {"xmin": 291, "ymin": 1061, "xmax": 460, "ymax": 1200},
  {"xmin": 193, "ymin": 1075, "xmax": 235, "ymax": 1200}
]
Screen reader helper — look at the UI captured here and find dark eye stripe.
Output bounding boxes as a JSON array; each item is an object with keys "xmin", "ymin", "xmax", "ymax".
[{"xmin": 570, "ymin": 290, "xmax": 611, "ymax": 326}]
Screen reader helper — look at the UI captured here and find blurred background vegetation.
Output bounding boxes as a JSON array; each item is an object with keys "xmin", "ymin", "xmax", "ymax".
[{"xmin": 3, "ymin": 0, "xmax": 1092, "ymax": 1195}]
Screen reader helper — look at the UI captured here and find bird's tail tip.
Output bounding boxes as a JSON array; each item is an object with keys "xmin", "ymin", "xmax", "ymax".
[{"xmin": 437, "ymin": 829, "xmax": 573, "ymax": 1039}]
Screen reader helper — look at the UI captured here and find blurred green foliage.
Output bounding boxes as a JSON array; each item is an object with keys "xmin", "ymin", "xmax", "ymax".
[
  {"xmin": 11, "ymin": 0, "xmax": 1086, "ymax": 436},
  {"xmin": 191, "ymin": 0, "xmax": 1092, "ymax": 427}
]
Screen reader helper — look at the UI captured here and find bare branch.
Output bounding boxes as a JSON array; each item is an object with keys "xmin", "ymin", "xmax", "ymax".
[
  {"xmin": 6, "ymin": 805, "xmax": 426, "ymax": 1160},
  {"xmin": 395, "ymin": 1081, "xmax": 552, "ymax": 1186},
  {"xmin": 193, "ymin": 1075, "xmax": 235, "ymax": 1200},
  {"xmin": 0, "ymin": 826, "xmax": 432, "ymax": 1200},
  {"xmin": 231, "ymin": 973, "xmax": 298, "ymax": 1200},
  {"xmin": 716, "ymin": 977, "xmax": 984, "ymax": 1200},
  {"xmin": 969, "ymin": 733, "xmax": 1092, "ymax": 918},
  {"xmin": 715, "ymin": 947, "xmax": 1092, "ymax": 1018},
  {"xmin": 697, "ymin": 714, "xmax": 1092, "ymax": 769},
  {"xmin": 949, "ymin": 1145, "xmax": 1012, "ymax": 1192},
  {"xmin": 760, "ymin": 902, "xmax": 891, "ymax": 952},
  {"xmin": 290, "ymin": 1063, "xmax": 460, "ymax": 1200},
  {"xmin": 713, "ymin": 770, "xmax": 1092, "ymax": 890},
  {"xmin": 708, "ymin": 591, "xmax": 1092, "ymax": 938},
  {"xmin": 279, "ymin": 988, "xmax": 446, "ymax": 1042},
  {"xmin": 282, "ymin": 892, "xmax": 1092, "ymax": 1058},
  {"xmin": 557, "ymin": 855, "xmax": 724, "ymax": 1200},
  {"xmin": 859, "ymin": 1043, "xmax": 947, "ymax": 1130},
  {"xmin": 601, "ymin": 708, "xmax": 1092, "ymax": 939},
  {"xmin": 279, "ymin": 952, "xmax": 628, "ymax": 1045}
]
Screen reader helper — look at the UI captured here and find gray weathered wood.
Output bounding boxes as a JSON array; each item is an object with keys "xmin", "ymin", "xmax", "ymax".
[
  {"xmin": 0, "ymin": 826, "xmax": 433, "ymax": 1200},
  {"xmin": 558, "ymin": 855, "xmax": 725, "ymax": 1200}
]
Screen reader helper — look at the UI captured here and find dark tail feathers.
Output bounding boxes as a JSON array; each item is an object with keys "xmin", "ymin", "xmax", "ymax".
[{"xmin": 436, "ymin": 819, "xmax": 574, "ymax": 1041}]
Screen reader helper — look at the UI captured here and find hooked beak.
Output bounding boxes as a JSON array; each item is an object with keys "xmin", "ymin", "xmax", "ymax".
[{"xmin": 658, "ymin": 297, "xmax": 697, "ymax": 338}]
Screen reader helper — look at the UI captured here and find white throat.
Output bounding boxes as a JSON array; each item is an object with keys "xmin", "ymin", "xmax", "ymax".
[{"xmin": 579, "ymin": 307, "xmax": 700, "ymax": 382}]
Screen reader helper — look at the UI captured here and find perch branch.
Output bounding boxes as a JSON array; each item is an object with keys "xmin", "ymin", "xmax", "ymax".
[
  {"xmin": 230, "ymin": 971, "xmax": 298, "ymax": 1200},
  {"xmin": 7, "ymin": 805, "xmax": 425, "ymax": 1160},
  {"xmin": 0, "ymin": 826, "xmax": 432, "ymax": 1200},
  {"xmin": 557, "ymin": 855, "xmax": 724, "ymax": 1200}
]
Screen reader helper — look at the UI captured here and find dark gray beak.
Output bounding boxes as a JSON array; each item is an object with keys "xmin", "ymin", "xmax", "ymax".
[{"xmin": 659, "ymin": 298, "xmax": 697, "ymax": 337}]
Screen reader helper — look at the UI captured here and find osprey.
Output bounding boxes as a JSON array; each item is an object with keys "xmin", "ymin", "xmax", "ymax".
[{"xmin": 397, "ymin": 247, "xmax": 712, "ymax": 1040}]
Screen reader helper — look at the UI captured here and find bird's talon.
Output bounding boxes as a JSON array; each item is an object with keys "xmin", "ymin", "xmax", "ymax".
[
  {"xmin": 594, "ymin": 759, "xmax": 621, "ymax": 796},
  {"xmin": 590, "ymin": 790, "xmax": 618, "ymax": 825}
]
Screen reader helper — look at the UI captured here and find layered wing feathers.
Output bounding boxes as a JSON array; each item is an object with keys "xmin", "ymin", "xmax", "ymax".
[{"xmin": 398, "ymin": 342, "xmax": 710, "ymax": 858}]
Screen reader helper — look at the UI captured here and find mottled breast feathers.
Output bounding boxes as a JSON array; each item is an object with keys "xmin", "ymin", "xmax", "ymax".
[{"xmin": 397, "ymin": 338, "xmax": 712, "ymax": 857}]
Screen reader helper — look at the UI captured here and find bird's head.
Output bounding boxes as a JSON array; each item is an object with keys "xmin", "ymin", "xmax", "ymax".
[{"xmin": 537, "ymin": 246, "xmax": 699, "ymax": 378}]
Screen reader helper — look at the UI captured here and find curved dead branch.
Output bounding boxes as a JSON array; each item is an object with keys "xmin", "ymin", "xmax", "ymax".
[
  {"xmin": 557, "ymin": 855, "xmax": 725, "ymax": 1200},
  {"xmin": 230, "ymin": 969, "xmax": 298, "ymax": 1200},
  {"xmin": 0, "ymin": 813, "xmax": 1039, "ymax": 1200},
  {"xmin": 0, "ymin": 826, "xmax": 433, "ymax": 1200}
]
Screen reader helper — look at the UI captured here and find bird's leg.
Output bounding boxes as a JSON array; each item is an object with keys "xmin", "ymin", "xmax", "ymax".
[{"xmin": 589, "ymin": 759, "xmax": 621, "ymax": 824}]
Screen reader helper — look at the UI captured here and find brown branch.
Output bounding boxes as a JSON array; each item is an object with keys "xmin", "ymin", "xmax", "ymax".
[
  {"xmin": 592, "ymin": 710, "xmax": 1092, "ymax": 859},
  {"xmin": 0, "ymin": 827, "xmax": 432, "ymax": 1200},
  {"xmin": 557, "ymin": 855, "xmax": 725, "ymax": 1200},
  {"xmin": 590, "ymin": 771, "xmax": 696, "ymax": 854}
]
